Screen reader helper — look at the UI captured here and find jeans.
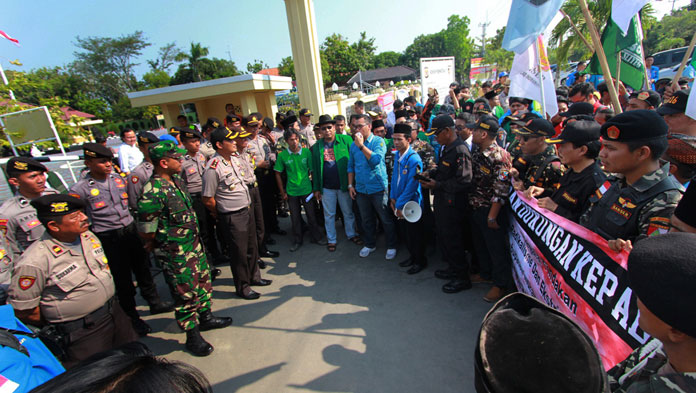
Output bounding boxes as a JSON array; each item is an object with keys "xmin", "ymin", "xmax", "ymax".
[
  {"xmin": 322, "ymin": 188, "xmax": 357, "ymax": 243},
  {"xmin": 355, "ymin": 191, "xmax": 398, "ymax": 249}
]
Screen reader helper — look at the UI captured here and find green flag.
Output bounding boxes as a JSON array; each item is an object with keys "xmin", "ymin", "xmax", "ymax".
[{"xmin": 586, "ymin": 15, "xmax": 645, "ymax": 90}]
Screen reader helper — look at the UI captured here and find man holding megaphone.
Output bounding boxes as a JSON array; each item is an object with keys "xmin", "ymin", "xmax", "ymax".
[{"xmin": 389, "ymin": 123, "xmax": 427, "ymax": 275}]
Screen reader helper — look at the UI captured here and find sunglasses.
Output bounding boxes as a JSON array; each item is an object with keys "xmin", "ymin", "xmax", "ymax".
[{"xmin": 520, "ymin": 135, "xmax": 541, "ymax": 141}]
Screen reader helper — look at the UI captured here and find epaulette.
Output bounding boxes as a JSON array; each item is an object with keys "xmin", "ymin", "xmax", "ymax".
[{"xmin": 210, "ymin": 159, "xmax": 219, "ymax": 169}]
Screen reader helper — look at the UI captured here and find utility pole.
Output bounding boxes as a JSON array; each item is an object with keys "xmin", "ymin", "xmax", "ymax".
[
  {"xmin": 479, "ymin": 19, "xmax": 491, "ymax": 57},
  {"xmin": 226, "ymin": 45, "xmax": 232, "ymax": 62}
]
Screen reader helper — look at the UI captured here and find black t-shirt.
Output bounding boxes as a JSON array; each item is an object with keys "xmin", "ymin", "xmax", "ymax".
[
  {"xmin": 322, "ymin": 141, "xmax": 340, "ymax": 190},
  {"xmin": 550, "ymin": 161, "xmax": 607, "ymax": 223}
]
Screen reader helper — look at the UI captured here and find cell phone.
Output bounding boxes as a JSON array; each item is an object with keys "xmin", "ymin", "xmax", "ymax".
[{"xmin": 413, "ymin": 173, "xmax": 430, "ymax": 182}]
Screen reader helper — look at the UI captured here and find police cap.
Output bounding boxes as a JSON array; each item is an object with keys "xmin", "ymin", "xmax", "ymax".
[
  {"xmin": 299, "ymin": 108, "xmax": 313, "ymax": 117},
  {"xmin": 628, "ymin": 233, "xmax": 696, "ymax": 338},
  {"xmin": 83, "ymin": 142, "xmax": 113, "ymax": 159},
  {"xmin": 31, "ymin": 194, "xmax": 86, "ymax": 220},
  {"xmin": 226, "ymin": 114, "xmax": 242, "ymax": 124},
  {"xmin": 546, "ymin": 120, "xmax": 600, "ymax": 145},
  {"xmin": 137, "ymin": 131, "xmax": 159, "ymax": 144},
  {"xmin": 600, "ymin": 109, "xmax": 668, "ymax": 141},
  {"xmin": 181, "ymin": 128, "xmax": 203, "ymax": 140},
  {"xmin": 202, "ymin": 117, "xmax": 221, "ymax": 132},
  {"xmin": 210, "ymin": 127, "xmax": 238, "ymax": 147},
  {"xmin": 6, "ymin": 157, "xmax": 47, "ymax": 177},
  {"xmin": 244, "ymin": 114, "xmax": 261, "ymax": 127},
  {"xmin": 657, "ymin": 89, "xmax": 689, "ymax": 115}
]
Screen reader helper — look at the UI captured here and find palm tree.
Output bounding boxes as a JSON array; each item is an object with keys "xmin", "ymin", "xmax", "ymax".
[{"xmin": 176, "ymin": 43, "xmax": 209, "ymax": 82}]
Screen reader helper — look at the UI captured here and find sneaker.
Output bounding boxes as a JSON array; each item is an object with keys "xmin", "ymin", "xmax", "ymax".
[
  {"xmin": 385, "ymin": 249, "xmax": 397, "ymax": 260},
  {"xmin": 359, "ymin": 246, "xmax": 377, "ymax": 257}
]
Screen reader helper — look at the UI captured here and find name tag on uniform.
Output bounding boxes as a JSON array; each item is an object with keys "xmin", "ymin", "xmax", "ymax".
[{"xmin": 53, "ymin": 263, "xmax": 79, "ymax": 281}]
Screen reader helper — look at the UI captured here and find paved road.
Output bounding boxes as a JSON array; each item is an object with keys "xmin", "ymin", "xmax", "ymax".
[{"xmin": 140, "ymin": 216, "xmax": 493, "ymax": 393}]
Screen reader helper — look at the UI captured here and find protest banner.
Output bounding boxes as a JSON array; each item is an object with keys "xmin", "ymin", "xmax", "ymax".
[
  {"xmin": 377, "ymin": 92, "xmax": 395, "ymax": 113},
  {"xmin": 507, "ymin": 190, "xmax": 649, "ymax": 370},
  {"xmin": 420, "ymin": 57, "xmax": 455, "ymax": 105}
]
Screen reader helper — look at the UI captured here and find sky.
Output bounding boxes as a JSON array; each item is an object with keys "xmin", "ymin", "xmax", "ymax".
[{"xmin": 0, "ymin": 0, "xmax": 689, "ymax": 80}]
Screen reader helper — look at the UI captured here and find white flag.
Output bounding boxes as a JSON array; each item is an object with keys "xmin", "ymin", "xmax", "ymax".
[
  {"xmin": 686, "ymin": 91, "xmax": 696, "ymax": 121},
  {"xmin": 612, "ymin": 0, "xmax": 649, "ymax": 35},
  {"xmin": 509, "ymin": 36, "xmax": 558, "ymax": 117}
]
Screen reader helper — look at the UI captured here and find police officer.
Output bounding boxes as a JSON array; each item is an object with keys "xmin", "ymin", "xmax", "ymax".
[
  {"xmin": 0, "ymin": 234, "xmax": 12, "ymax": 304},
  {"xmin": 510, "ymin": 118, "xmax": 564, "ymax": 195},
  {"xmin": 137, "ymin": 141, "xmax": 232, "ymax": 357},
  {"xmin": 248, "ymin": 116, "xmax": 282, "ymax": 246},
  {"xmin": 526, "ymin": 120, "xmax": 607, "ymax": 223},
  {"xmin": 580, "ymin": 110, "xmax": 684, "ymax": 252},
  {"xmin": 199, "ymin": 117, "xmax": 220, "ymax": 159},
  {"xmin": 238, "ymin": 116, "xmax": 279, "ymax": 266},
  {"xmin": 69, "ymin": 143, "xmax": 173, "ymax": 336},
  {"xmin": 202, "ymin": 127, "xmax": 271, "ymax": 300},
  {"xmin": 8, "ymin": 194, "xmax": 138, "ymax": 368},
  {"xmin": 0, "ymin": 157, "xmax": 57, "ymax": 261},
  {"xmin": 419, "ymin": 114, "xmax": 474, "ymax": 293},
  {"xmin": 125, "ymin": 131, "xmax": 159, "ymax": 210},
  {"xmin": 180, "ymin": 127, "xmax": 222, "ymax": 275}
]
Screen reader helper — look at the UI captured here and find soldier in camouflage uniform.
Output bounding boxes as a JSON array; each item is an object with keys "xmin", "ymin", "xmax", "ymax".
[
  {"xmin": 580, "ymin": 110, "xmax": 683, "ymax": 252},
  {"xmin": 607, "ymin": 233, "xmax": 696, "ymax": 393},
  {"xmin": 510, "ymin": 118, "xmax": 564, "ymax": 196},
  {"xmin": 137, "ymin": 141, "xmax": 232, "ymax": 357}
]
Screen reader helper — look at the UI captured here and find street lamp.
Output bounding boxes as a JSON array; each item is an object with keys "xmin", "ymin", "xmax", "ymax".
[
  {"xmin": 352, "ymin": 82, "xmax": 358, "ymax": 90},
  {"xmin": 331, "ymin": 82, "xmax": 338, "ymax": 92},
  {"xmin": 375, "ymin": 81, "xmax": 380, "ymax": 87}
]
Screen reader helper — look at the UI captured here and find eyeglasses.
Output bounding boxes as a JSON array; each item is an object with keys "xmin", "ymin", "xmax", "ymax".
[
  {"xmin": 320, "ymin": 126, "xmax": 333, "ymax": 131},
  {"xmin": 352, "ymin": 123, "xmax": 367, "ymax": 130},
  {"xmin": 455, "ymin": 125, "xmax": 467, "ymax": 131}
]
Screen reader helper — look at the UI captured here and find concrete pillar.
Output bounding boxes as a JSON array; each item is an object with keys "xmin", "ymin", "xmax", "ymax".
[
  {"xmin": 160, "ymin": 104, "xmax": 179, "ymax": 129},
  {"xmin": 239, "ymin": 93, "xmax": 258, "ymax": 115},
  {"xmin": 255, "ymin": 92, "xmax": 279, "ymax": 120},
  {"xmin": 284, "ymin": 0, "xmax": 326, "ymax": 116}
]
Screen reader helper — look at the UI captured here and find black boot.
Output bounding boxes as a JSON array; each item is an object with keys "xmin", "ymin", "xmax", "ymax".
[
  {"xmin": 199, "ymin": 310, "xmax": 233, "ymax": 331},
  {"xmin": 149, "ymin": 300, "xmax": 175, "ymax": 315},
  {"xmin": 185, "ymin": 327, "xmax": 213, "ymax": 357}
]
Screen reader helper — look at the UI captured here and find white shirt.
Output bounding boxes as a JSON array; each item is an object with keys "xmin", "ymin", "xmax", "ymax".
[{"xmin": 118, "ymin": 143, "xmax": 144, "ymax": 173}]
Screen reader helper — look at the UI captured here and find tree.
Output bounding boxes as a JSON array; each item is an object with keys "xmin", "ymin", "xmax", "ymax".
[
  {"xmin": 72, "ymin": 31, "xmax": 150, "ymax": 105},
  {"xmin": 372, "ymin": 51, "xmax": 401, "ymax": 69},
  {"xmin": 484, "ymin": 28, "xmax": 514, "ymax": 73},
  {"xmin": 401, "ymin": 32, "xmax": 448, "ymax": 71},
  {"xmin": 142, "ymin": 70, "xmax": 171, "ymax": 88},
  {"xmin": 246, "ymin": 59, "xmax": 270, "ymax": 74},
  {"xmin": 170, "ymin": 57, "xmax": 241, "ymax": 85},
  {"xmin": 443, "ymin": 15, "xmax": 476, "ymax": 82},
  {"xmin": 351, "ymin": 32, "xmax": 376, "ymax": 70},
  {"xmin": 147, "ymin": 42, "xmax": 182, "ymax": 72},
  {"xmin": 278, "ymin": 56, "xmax": 295, "ymax": 80},
  {"xmin": 321, "ymin": 33, "xmax": 360, "ymax": 85},
  {"xmin": 643, "ymin": 7, "xmax": 696, "ymax": 54},
  {"xmin": 175, "ymin": 42, "xmax": 210, "ymax": 82}
]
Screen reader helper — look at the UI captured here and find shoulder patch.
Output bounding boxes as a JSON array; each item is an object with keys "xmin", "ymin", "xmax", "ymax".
[
  {"xmin": 19, "ymin": 275, "xmax": 36, "ymax": 290},
  {"xmin": 131, "ymin": 176, "xmax": 139, "ymax": 184}
]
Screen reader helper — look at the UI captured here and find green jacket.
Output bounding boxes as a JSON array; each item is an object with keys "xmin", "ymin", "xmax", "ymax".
[{"xmin": 310, "ymin": 133, "xmax": 353, "ymax": 192}]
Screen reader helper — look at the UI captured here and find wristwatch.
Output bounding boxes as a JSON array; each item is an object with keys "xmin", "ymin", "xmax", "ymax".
[
  {"xmin": 348, "ymin": 184, "xmax": 354, "ymax": 188},
  {"xmin": 487, "ymin": 217, "xmax": 497, "ymax": 223}
]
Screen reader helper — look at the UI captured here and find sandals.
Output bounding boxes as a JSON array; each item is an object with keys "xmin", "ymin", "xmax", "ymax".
[
  {"xmin": 327, "ymin": 243, "xmax": 337, "ymax": 252},
  {"xmin": 349, "ymin": 236, "xmax": 364, "ymax": 246}
]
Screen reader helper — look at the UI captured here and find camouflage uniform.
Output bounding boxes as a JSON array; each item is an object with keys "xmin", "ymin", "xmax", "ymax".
[
  {"xmin": 513, "ymin": 146, "xmax": 564, "ymax": 196},
  {"xmin": 608, "ymin": 338, "xmax": 696, "ymax": 392},
  {"xmin": 411, "ymin": 139, "xmax": 437, "ymax": 171},
  {"xmin": 580, "ymin": 163, "xmax": 683, "ymax": 242},
  {"xmin": 137, "ymin": 174, "xmax": 212, "ymax": 331},
  {"xmin": 470, "ymin": 142, "xmax": 512, "ymax": 209},
  {"xmin": 274, "ymin": 134, "xmax": 309, "ymax": 152}
]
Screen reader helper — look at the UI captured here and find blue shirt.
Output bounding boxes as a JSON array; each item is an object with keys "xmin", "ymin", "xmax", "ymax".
[
  {"xmin": 649, "ymin": 65, "xmax": 660, "ymax": 90},
  {"xmin": 390, "ymin": 147, "xmax": 423, "ymax": 210},
  {"xmin": 347, "ymin": 134, "xmax": 388, "ymax": 194}
]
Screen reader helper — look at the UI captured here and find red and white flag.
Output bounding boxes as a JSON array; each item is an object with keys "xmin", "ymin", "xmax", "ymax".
[{"xmin": 0, "ymin": 30, "xmax": 20, "ymax": 47}]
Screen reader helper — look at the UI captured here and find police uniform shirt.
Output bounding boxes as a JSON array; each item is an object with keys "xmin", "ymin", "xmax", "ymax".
[
  {"xmin": 69, "ymin": 173, "xmax": 133, "ymax": 233},
  {"xmin": 247, "ymin": 136, "xmax": 271, "ymax": 162},
  {"xmin": 180, "ymin": 151, "xmax": 207, "ymax": 194},
  {"xmin": 0, "ymin": 234, "xmax": 12, "ymax": 303},
  {"xmin": 299, "ymin": 123, "xmax": 317, "ymax": 146},
  {"xmin": 549, "ymin": 161, "xmax": 607, "ymax": 223},
  {"xmin": 126, "ymin": 161, "xmax": 153, "ymax": 210},
  {"xmin": 8, "ymin": 231, "xmax": 115, "ymax": 323},
  {"xmin": 235, "ymin": 151, "xmax": 257, "ymax": 185},
  {"xmin": 199, "ymin": 139, "xmax": 215, "ymax": 159},
  {"xmin": 202, "ymin": 153, "xmax": 251, "ymax": 213},
  {"xmin": 0, "ymin": 190, "xmax": 58, "ymax": 261}
]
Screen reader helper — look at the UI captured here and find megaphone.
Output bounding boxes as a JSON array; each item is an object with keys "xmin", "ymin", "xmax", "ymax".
[{"xmin": 402, "ymin": 201, "xmax": 422, "ymax": 223}]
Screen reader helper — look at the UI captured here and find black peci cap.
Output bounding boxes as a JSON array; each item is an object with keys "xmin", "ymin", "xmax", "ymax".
[
  {"xmin": 280, "ymin": 115, "xmax": 298, "ymax": 129},
  {"xmin": 392, "ymin": 123, "xmax": 412, "ymax": 135}
]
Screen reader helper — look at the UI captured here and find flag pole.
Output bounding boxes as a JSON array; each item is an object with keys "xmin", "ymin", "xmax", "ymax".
[
  {"xmin": 637, "ymin": 14, "xmax": 651, "ymax": 89},
  {"xmin": 671, "ymin": 30, "xmax": 696, "ymax": 88},
  {"xmin": 0, "ymin": 62, "xmax": 16, "ymax": 101},
  {"xmin": 560, "ymin": 10, "xmax": 594, "ymax": 52},
  {"xmin": 535, "ymin": 37, "xmax": 547, "ymax": 117},
  {"xmin": 578, "ymin": 0, "xmax": 623, "ymax": 114},
  {"xmin": 616, "ymin": 50, "xmax": 622, "ymax": 96}
]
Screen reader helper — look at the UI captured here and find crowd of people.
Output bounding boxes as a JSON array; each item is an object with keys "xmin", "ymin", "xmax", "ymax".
[{"xmin": 0, "ymin": 59, "xmax": 696, "ymax": 390}]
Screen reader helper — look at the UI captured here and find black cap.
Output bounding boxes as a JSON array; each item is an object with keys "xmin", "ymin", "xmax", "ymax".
[
  {"xmin": 393, "ymin": 123, "xmax": 412, "ymax": 135},
  {"xmin": 316, "ymin": 114, "xmax": 335, "ymax": 127},
  {"xmin": 546, "ymin": 120, "xmax": 601, "ymax": 144},
  {"xmin": 203, "ymin": 117, "xmax": 221, "ymax": 132},
  {"xmin": 657, "ymin": 89, "xmax": 689, "ymax": 115},
  {"xmin": 31, "ymin": 194, "xmax": 86, "ymax": 220},
  {"xmin": 137, "ymin": 131, "xmax": 159, "ymax": 144},
  {"xmin": 226, "ymin": 114, "xmax": 242, "ymax": 124},
  {"xmin": 462, "ymin": 101, "xmax": 475, "ymax": 113},
  {"xmin": 518, "ymin": 118, "xmax": 555, "ymax": 137},
  {"xmin": 299, "ymin": 108, "xmax": 313, "ymax": 117},
  {"xmin": 508, "ymin": 111, "xmax": 542, "ymax": 127},
  {"xmin": 262, "ymin": 117, "xmax": 274, "ymax": 130},
  {"xmin": 83, "ymin": 142, "xmax": 113, "ymax": 159},
  {"xmin": 6, "ymin": 157, "xmax": 47, "ymax": 177},
  {"xmin": 484, "ymin": 90, "xmax": 499, "ymax": 100},
  {"xmin": 181, "ymin": 128, "xmax": 203, "ymax": 140},
  {"xmin": 629, "ymin": 90, "xmax": 661, "ymax": 108},
  {"xmin": 674, "ymin": 181, "xmax": 696, "ymax": 229},
  {"xmin": 372, "ymin": 119, "xmax": 385, "ymax": 129},
  {"xmin": 473, "ymin": 99, "xmax": 491, "ymax": 114},
  {"xmin": 210, "ymin": 127, "xmax": 238, "ymax": 147},
  {"xmin": 466, "ymin": 115, "xmax": 500, "ymax": 133},
  {"xmin": 560, "ymin": 102, "xmax": 595, "ymax": 117},
  {"xmin": 426, "ymin": 114, "xmax": 455, "ymax": 136},
  {"xmin": 628, "ymin": 233, "xmax": 696, "ymax": 338},
  {"xmin": 280, "ymin": 115, "xmax": 298, "ymax": 129},
  {"xmin": 394, "ymin": 109, "xmax": 409, "ymax": 120},
  {"xmin": 474, "ymin": 293, "xmax": 607, "ymax": 393},
  {"xmin": 600, "ymin": 109, "xmax": 668, "ymax": 141},
  {"xmin": 439, "ymin": 104, "xmax": 456, "ymax": 115}
]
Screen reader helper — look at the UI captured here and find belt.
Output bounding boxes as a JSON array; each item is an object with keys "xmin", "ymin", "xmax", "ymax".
[
  {"xmin": 53, "ymin": 297, "xmax": 114, "ymax": 334},
  {"xmin": 246, "ymin": 182, "xmax": 258, "ymax": 189},
  {"xmin": 190, "ymin": 192, "xmax": 202, "ymax": 198},
  {"xmin": 95, "ymin": 222, "xmax": 135, "ymax": 237},
  {"xmin": 218, "ymin": 206, "xmax": 250, "ymax": 215}
]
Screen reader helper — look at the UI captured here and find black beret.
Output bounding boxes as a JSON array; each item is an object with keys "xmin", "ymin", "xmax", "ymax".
[
  {"xmin": 628, "ymin": 233, "xmax": 696, "ymax": 338},
  {"xmin": 6, "ymin": 157, "xmax": 47, "ymax": 177},
  {"xmin": 392, "ymin": 123, "xmax": 412, "ymax": 135},
  {"xmin": 462, "ymin": 101, "xmax": 475, "ymax": 114},
  {"xmin": 210, "ymin": 127, "xmax": 237, "ymax": 148},
  {"xmin": 31, "ymin": 194, "xmax": 86, "ymax": 220},
  {"xmin": 560, "ymin": 102, "xmax": 595, "ymax": 117},
  {"xmin": 518, "ymin": 118, "xmax": 555, "ymax": 137},
  {"xmin": 475, "ymin": 293, "xmax": 607, "ymax": 393},
  {"xmin": 547, "ymin": 120, "xmax": 600, "ymax": 145},
  {"xmin": 600, "ymin": 109, "xmax": 668, "ymax": 141},
  {"xmin": 394, "ymin": 110, "xmax": 409, "ymax": 120},
  {"xmin": 181, "ymin": 128, "xmax": 203, "ymax": 140},
  {"xmin": 83, "ymin": 142, "xmax": 113, "ymax": 159},
  {"xmin": 657, "ymin": 89, "xmax": 689, "ymax": 115},
  {"xmin": 280, "ymin": 115, "xmax": 298, "ymax": 129},
  {"xmin": 674, "ymin": 181, "xmax": 696, "ymax": 229},
  {"xmin": 203, "ymin": 117, "xmax": 221, "ymax": 132},
  {"xmin": 137, "ymin": 131, "xmax": 159, "ymax": 144},
  {"xmin": 372, "ymin": 119, "xmax": 385, "ymax": 129}
]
